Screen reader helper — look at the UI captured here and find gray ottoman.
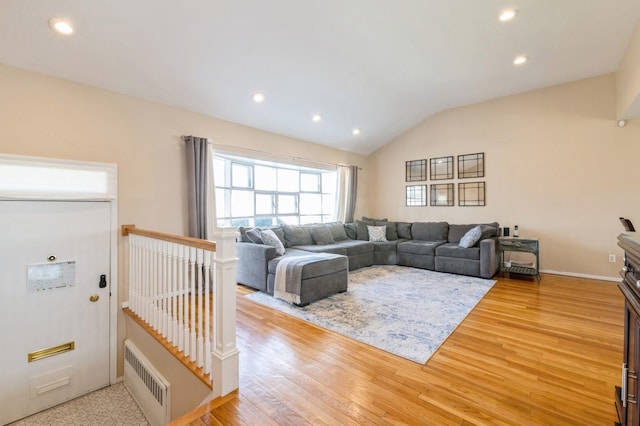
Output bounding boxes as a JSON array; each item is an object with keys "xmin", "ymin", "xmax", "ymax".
[{"xmin": 266, "ymin": 253, "xmax": 348, "ymax": 306}]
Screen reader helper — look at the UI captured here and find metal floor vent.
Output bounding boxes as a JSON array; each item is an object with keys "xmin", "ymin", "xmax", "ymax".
[{"xmin": 124, "ymin": 340, "xmax": 170, "ymax": 426}]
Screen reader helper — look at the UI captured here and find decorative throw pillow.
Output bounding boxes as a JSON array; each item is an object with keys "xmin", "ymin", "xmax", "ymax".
[
  {"xmin": 245, "ymin": 228, "xmax": 264, "ymax": 244},
  {"xmin": 260, "ymin": 229, "xmax": 285, "ymax": 255},
  {"xmin": 367, "ymin": 225, "xmax": 388, "ymax": 242},
  {"xmin": 459, "ymin": 225, "xmax": 482, "ymax": 248}
]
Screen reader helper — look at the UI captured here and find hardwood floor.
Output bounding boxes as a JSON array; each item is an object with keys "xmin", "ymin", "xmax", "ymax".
[{"xmin": 171, "ymin": 273, "xmax": 624, "ymax": 425}]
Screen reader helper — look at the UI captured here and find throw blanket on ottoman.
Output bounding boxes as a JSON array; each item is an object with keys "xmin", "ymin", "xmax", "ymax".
[{"xmin": 274, "ymin": 255, "xmax": 332, "ymax": 304}]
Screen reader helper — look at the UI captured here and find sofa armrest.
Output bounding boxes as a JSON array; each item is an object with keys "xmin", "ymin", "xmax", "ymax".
[
  {"xmin": 236, "ymin": 242, "xmax": 277, "ymax": 292},
  {"xmin": 479, "ymin": 237, "xmax": 500, "ymax": 279}
]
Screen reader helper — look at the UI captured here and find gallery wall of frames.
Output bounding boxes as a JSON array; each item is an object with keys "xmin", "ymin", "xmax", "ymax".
[{"xmin": 405, "ymin": 153, "xmax": 485, "ymax": 207}]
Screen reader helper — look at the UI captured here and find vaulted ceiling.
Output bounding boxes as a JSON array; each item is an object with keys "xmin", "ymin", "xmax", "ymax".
[{"xmin": 1, "ymin": 1, "xmax": 639, "ymax": 155}]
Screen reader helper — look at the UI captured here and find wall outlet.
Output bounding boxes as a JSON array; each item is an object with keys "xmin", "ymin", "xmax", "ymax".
[{"xmin": 609, "ymin": 254, "xmax": 616, "ymax": 263}]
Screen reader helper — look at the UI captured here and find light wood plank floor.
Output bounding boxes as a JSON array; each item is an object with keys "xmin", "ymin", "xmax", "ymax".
[{"xmin": 172, "ymin": 273, "xmax": 624, "ymax": 425}]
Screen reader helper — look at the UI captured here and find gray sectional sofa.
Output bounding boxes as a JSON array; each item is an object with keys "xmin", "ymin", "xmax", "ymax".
[{"xmin": 236, "ymin": 219, "xmax": 500, "ymax": 300}]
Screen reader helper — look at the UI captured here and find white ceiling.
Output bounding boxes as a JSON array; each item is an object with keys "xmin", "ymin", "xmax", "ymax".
[{"xmin": 1, "ymin": 1, "xmax": 639, "ymax": 155}]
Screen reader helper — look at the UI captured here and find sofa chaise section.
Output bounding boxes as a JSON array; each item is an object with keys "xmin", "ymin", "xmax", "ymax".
[{"xmin": 434, "ymin": 223, "xmax": 500, "ymax": 279}]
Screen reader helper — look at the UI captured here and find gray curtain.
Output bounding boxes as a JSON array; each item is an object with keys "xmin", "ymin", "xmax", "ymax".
[
  {"xmin": 185, "ymin": 135, "xmax": 211, "ymax": 239},
  {"xmin": 345, "ymin": 165, "xmax": 358, "ymax": 223},
  {"xmin": 336, "ymin": 165, "xmax": 358, "ymax": 223}
]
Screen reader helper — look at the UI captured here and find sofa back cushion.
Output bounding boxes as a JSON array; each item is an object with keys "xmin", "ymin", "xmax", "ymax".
[
  {"xmin": 283, "ymin": 225, "xmax": 314, "ymax": 247},
  {"xmin": 448, "ymin": 222, "xmax": 499, "ymax": 243},
  {"xmin": 396, "ymin": 222, "xmax": 412, "ymax": 239},
  {"xmin": 344, "ymin": 223, "xmax": 357, "ymax": 240},
  {"xmin": 310, "ymin": 224, "xmax": 335, "ymax": 245},
  {"xmin": 325, "ymin": 222, "xmax": 348, "ymax": 241},
  {"xmin": 411, "ymin": 222, "xmax": 449, "ymax": 241},
  {"xmin": 357, "ymin": 219, "xmax": 399, "ymax": 241}
]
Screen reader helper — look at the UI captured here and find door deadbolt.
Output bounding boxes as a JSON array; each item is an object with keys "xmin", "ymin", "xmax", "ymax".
[
  {"xmin": 89, "ymin": 295, "xmax": 99, "ymax": 302},
  {"xmin": 99, "ymin": 275, "xmax": 107, "ymax": 288}
]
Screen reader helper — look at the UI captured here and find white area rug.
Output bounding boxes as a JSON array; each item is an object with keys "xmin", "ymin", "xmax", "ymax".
[{"xmin": 245, "ymin": 265, "xmax": 496, "ymax": 364}]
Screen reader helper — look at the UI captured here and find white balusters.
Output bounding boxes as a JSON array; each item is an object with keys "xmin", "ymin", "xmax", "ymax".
[{"xmin": 124, "ymin": 225, "xmax": 238, "ymax": 396}]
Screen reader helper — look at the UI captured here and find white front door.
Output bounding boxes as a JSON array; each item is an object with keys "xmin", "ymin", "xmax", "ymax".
[{"xmin": 0, "ymin": 200, "xmax": 111, "ymax": 424}]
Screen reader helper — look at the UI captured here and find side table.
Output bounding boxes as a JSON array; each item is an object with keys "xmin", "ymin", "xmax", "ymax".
[{"xmin": 499, "ymin": 237, "xmax": 540, "ymax": 281}]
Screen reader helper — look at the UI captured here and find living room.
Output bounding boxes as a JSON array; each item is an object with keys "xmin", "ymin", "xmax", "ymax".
[{"xmin": 1, "ymin": 1, "xmax": 640, "ymax": 424}]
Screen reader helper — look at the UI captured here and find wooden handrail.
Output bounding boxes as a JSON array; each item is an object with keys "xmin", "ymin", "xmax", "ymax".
[{"xmin": 121, "ymin": 224, "xmax": 216, "ymax": 251}]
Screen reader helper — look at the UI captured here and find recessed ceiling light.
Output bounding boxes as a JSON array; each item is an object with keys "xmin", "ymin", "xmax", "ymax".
[
  {"xmin": 499, "ymin": 9, "xmax": 518, "ymax": 22},
  {"xmin": 49, "ymin": 18, "xmax": 74, "ymax": 35},
  {"xmin": 513, "ymin": 55, "xmax": 528, "ymax": 65},
  {"xmin": 312, "ymin": 114, "xmax": 322, "ymax": 123},
  {"xmin": 252, "ymin": 92, "xmax": 265, "ymax": 103},
  {"xmin": 352, "ymin": 128, "xmax": 361, "ymax": 136}
]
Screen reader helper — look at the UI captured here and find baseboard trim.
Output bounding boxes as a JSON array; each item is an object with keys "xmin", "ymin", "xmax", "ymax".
[{"xmin": 541, "ymin": 269, "xmax": 619, "ymax": 282}]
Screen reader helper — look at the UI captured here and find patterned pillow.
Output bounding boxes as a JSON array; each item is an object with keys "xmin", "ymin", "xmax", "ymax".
[
  {"xmin": 260, "ymin": 229, "xmax": 285, "ymax": 255},
  {"xmin": 458, "ymin": 225, "xmax": 482, "ymax": 248},
  {"xmin": 367, "ymin": 225, "xmax": 388, "ymax": 242},
  {"xmin": 245, "ymin": 228, "xmax": 264, "ymax": 244}
]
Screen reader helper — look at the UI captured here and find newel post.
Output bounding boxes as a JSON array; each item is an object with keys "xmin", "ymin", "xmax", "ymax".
[{"xmin": 210, "ymin": 227, "xmax": 240, "ymax": 397}]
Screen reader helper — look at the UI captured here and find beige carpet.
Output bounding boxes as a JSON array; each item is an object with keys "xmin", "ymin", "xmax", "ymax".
[{"xmin": 9, "ymin": 381, "xmax": 148, "ymax": 426}]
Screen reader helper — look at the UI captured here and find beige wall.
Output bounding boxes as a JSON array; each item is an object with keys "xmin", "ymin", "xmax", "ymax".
[
  {"xmin": 370, "ymin": 73, "xmax": 638, "ymax": 279},
  {"xmin": 618, "ymin": 19, "xmax": 640, "ymax": 118},
  {"xmin": 0, "ymin": 63, "xmax": 370, "ymax": 376}
]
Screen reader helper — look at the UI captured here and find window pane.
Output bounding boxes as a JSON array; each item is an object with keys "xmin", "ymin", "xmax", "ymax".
[
  {"xmin": 300, "ymin": 215, "xmax": 322, "ymax": 224},
  {"xmin": 278, "ymin": 216, "xmax": 299, "ymax": 225},
  {"xmin": 322, "ymin": 173, "xmax": 336, "ymax": 194},
  {"xmin": 214, "ymin": 158, "xmax": 226, "ymax": 187},
  {"xmin": 300, "ymin": 173, "xmax": 320, "ymax": 192},
  {"xmin": 322, "ymin": 194, "xmax": 335, "ymax": 215},
  {"xmin": 255, "ymin": 217, "xmax": 275, "ymax": 227},
  {"xmin": 300, "ymin": 193, "xmax": 321, "ymax": 215},
  {"xmin": 231, "ymin": 218, "xmax": 250, "ymax": 227},
  {"xmin": 255, "ymin": 166, "xmax": 276, "ymax": 191},
  {"xmin": 255, "ymin": 193, "xmax": 275, "ymax": 215},
  {"xmin": 231, "ymin": 190, "xmax": 254, "ymax": 216},
  {"xmin": 215, "ymin": 188, "xmax": 229, "ymax": 218},
  {"xmin": 232, "ymin": 163, "xmax": 252, "ymax": 188},
  {"xmin": 278, "ymin": 194, "xmax": 297, "ymax": 214},
  {"xmin": 278, "ymin": 169, "xmax": 299, "ymax": 192}
]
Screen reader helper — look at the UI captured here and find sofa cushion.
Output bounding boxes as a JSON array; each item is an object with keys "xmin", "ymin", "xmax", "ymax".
[
  {"xmin": 459, "ymin": 226, "xmax": 482, "ymax": 248},
  {"xmin": 335, "ymin": 240, "xmax": 374, "ymax": 256},
  {"xmin": 293, "ymin": 244, "xmax": 347, "ymax": 256},
  {"xmin": 372, "ymin": 240, "xmax": 402, "ymax": 252},
  {"xmin": 283, "ymin": 224, "xmax": 314, "ymax": 247},
  {"xmin": 379, "ymin": 221, "xmax": 398, "ymax": 241},
  {"xmin": 326, "ymin": 222, "xmax": 348, "ymax": 241},
  {"xmin": 363, "ymin": 216, "xmax": 387, "ymax": 222},
  {"xmin": 356, "ymin": 220, "xmax": 375, "ymax": 240},
  {"xmin": 344, "ymin": 223, "xmax": 357, "ymax": 240},
  {"xmin": 448, "ymin": 222, "xmax": 499, "ymax": 243},
  {"xmin": 261, "ymin": 229, "xmax": 285, "ymax": 255},
  {"xmin": 310, "ymin": 224, "xmax": 335, "ymax": 245},
  {"xmin": 268, "ymin": 252, "xmax": 347, "ymax": 278},
  {"xmin": 397, "ymin": 222, "xmax": 412, "ymax": 239},
  {"xmin": 367, "ymin": 225, "xmax": 388, "ymax": 242},
  {"xmin": 436, "ymin": 243, "xmax": 480, "ymax": 260},
  {"xmin": 245, "ymin": 227, "xmax": 264, "ymax": 244},
  {"xmin": 397, "ymin": 240, "xmax": 445, "ymax": 256},
  {"xmin": 411, "ymin": 222, "xmax": 449, "ymax": 241}
]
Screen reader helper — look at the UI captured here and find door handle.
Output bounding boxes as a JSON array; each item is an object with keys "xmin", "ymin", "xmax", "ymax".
[{"xmin": 89, "ymin": 295, "xmax": 99, "ymax": 302}]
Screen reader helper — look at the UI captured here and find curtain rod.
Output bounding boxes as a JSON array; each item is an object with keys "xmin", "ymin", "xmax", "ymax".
[{"xmin": 180, "ymin": 136, "xmax": 362, "ymax": 170}]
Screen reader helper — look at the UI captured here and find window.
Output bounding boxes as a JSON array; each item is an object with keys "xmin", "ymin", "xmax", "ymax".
[{"xmin": 214, "ymin": 153, "xmax": 337, "ymax": 227}]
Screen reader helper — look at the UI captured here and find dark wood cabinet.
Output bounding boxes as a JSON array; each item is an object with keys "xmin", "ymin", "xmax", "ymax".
[{"xmin": 616, "ymin": 233, "xmax": 640, "ymax": 425}]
